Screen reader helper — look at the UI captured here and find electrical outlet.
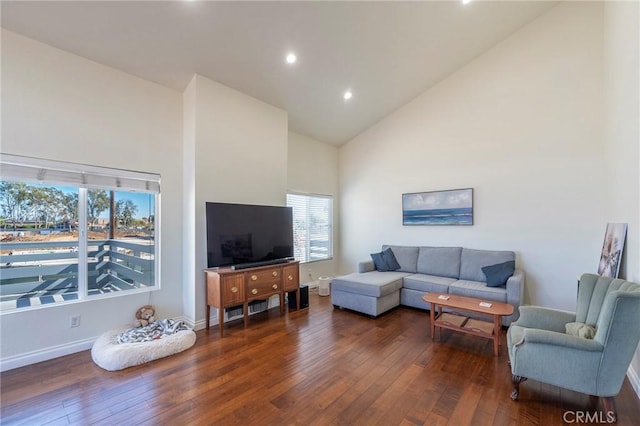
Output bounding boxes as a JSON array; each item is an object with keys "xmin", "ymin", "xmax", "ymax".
[{"xmin": 70, "ymin": 315, "xmax": 80, "ymax": 328}]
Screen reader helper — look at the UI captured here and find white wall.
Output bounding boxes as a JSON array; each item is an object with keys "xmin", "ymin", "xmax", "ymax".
[
  {"xmin": 604, "ymin": 1, "xmax": 640, "ymax": 282},
  {"xmin": 287, "ymin": 131, "xmax": 339, "ymax": 284},
  {"xmin": 339, "ymin": 2, "xmax": 605, "ymax": 312},
  {"xmin": 183, "ymin": 74, "xmax": 289, "ymax": 328},
  {"xmin": 0, "ymin": 30, "xmax": 183, "ymax": 369},
  {"xmin": 603, "ymin": 0, "xmax": 640, "ymax": 397}
]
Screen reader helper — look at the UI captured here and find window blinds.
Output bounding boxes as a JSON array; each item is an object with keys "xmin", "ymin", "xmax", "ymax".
[{"xmin": 286, "ymin": 193, "xmax": 332, "ymax": 263}]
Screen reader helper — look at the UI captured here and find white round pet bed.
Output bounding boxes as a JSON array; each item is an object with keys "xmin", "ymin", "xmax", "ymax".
[{"xmin": 91, "ymin": 319, "xmax": 196, "ymax": 371}]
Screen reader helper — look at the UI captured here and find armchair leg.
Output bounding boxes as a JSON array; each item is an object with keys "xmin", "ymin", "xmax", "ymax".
[
  {"xmin": 511, "ymin": 375, "xmax": 527, "ymax": 400},
  {"xmin": 588, "ymin": 395, "xmax": 599, "ymax": 410},
  {"xmin": 602, "ymin": 397, "xmax": 617, "ymax": 423}
]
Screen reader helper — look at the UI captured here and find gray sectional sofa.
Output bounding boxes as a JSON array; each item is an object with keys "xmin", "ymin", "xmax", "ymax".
[{"xmin": 331, "ymin": 245, "xmax": 525, "ymax": 325}]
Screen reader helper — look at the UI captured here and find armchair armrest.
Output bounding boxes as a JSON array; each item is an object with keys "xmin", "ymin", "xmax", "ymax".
[
  {"xmin": 518, "ymin": 328, "xmax": 603, "ymax": 352},
  {"xmin": 358, "ymin": 260, "xmax": 375, "ymax": 273},
  {"xmin": 514, "ymin": 305, "xmax": 576, "ymax": 333}
]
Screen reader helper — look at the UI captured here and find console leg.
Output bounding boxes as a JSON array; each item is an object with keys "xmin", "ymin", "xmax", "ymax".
[
  {"xmin": 588, "ymin": 395, "xmax": 599, "ymax": 410},
  {"xmin": 511, "ymin": 375, "xmax": 527, "ymax": 400},
  {"xmin": 206, "ymin": 305, "xmax": 210, "ymax": 331},
  {"xmin": 218, "ymin": 306, "xmax": 224, "ymax": 338}
]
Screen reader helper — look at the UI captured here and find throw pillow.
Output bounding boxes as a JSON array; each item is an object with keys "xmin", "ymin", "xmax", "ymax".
[
  {"xmin": 565, "ymin": 322, "xmax": 596, "ymax": 339},
  {"xmin": 382, "ymin": 248, "xmax": 401, "ymax": 271},
  {"xmin": 481, "ymin": 260, "xmax": 515, "ymax": 287},
  {"xmin": 370, "ymin": 252, "xmax": 390, "ymax": 272}
]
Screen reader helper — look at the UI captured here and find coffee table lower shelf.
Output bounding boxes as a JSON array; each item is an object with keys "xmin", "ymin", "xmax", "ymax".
[
  {"xmin": 435, "ymin": 313, "xmax": 495, "ymax": 339},
  {"xmin": 423, "ymin": 293, "xmax": 514, "ymax": 357}
]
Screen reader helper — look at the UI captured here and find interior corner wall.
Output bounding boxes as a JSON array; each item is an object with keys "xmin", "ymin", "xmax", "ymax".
[
  {"xmin": 338, "ymin": 2, "xmax": 605, "ymax": 312},
  {"xmin": 0, "ymin": 30, "xmax": 183, "ymax": 368},
  {"xmin": 603, "ymin": 1, "xmax": 640, "ymax": 282},
  {"xmin": 186, "ymin": 74, "xmax": 288, "ymax": 328},
  {"xmin": 603, "ymin": 0, "xmax": 640, "ymax": 398},
  {"xmin": 182, "ymin": 76, "xmax": 197, "ymax": 323},
  {"xmin": 287, "ymin": 131, "xmax": 340, "ymax": 284}
]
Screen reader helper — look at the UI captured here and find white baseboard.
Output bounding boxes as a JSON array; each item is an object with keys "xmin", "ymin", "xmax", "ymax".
[
  {"xmin": 0, "ymin": 317, "xmax": 199, "ymax": 372},
  {"xmin": 0, "ymin": 336, "xmax": 95, "ymax": 372},
  {"xmin": 628, "ymin": 365, "xmax": 640, "ymax": 400},
  {"xmin": 171, "ymin": 315, "xmax": 196, "ymax": 329}
]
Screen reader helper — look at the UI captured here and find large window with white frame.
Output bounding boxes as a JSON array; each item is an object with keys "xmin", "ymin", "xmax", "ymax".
[
  {"xmin": 0, "ymin": 154, "xmax": 160, "ymax": 311},
  {"xmin": 286, "ymin": 193, "xmax": 333, "ymax": 263}
]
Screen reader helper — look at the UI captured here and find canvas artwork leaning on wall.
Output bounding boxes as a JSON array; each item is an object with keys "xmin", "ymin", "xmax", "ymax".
[{"xmin": 598, "ymin": 223, "xmax": 627, "ymax": 278}]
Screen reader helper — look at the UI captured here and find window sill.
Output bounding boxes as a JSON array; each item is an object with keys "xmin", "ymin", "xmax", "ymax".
[
  {"xmin": 0, "ymin": 286, "xmax": 159, "ymax": 315},
  {"xmin": 300, "ymin": 257, "xmax": 334, "ymax": 265}
]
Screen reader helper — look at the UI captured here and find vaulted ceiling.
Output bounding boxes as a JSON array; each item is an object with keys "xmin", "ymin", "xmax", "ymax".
[{"xmin": 1, "ymin": 1, "xmax": 557, "ymax": 145}]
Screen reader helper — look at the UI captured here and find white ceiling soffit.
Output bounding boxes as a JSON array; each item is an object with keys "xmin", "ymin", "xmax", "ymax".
[{"xmin": 1, "ymin": 1, "xmax": 558, "ymax": 145}]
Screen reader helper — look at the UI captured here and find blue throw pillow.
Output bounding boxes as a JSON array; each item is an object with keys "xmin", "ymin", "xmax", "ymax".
[
  {"xmin": 382, "ymin": 248, "xmax": 401, "ymax": 271},
  {"xmin": 482, "ymin": 260, "xmax": 515, "ymax": 287},
  {"xmin": 371, "ymin": 252, "xmax": 390, "ymax": 272}
]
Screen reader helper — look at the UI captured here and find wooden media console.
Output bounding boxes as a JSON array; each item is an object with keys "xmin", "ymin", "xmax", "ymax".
[{"xmin": 204, "ymin": 261, "xmax": 301, "ymax": 336}]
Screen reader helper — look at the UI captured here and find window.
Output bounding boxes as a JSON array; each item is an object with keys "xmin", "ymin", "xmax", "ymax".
[
  {"xmin": 0, "ymin": 154, "xmax": 160, "ymax": 311},
  {"xmin": 286, "ymin": 193, "xmax": 332, "ymax": 263}
]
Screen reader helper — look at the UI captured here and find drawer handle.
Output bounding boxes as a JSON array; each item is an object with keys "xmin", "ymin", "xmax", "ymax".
[
  {"xmin": 272, "ymin": 271, "xmax": 278, "ymax": 277},
  {"xmin": 230, "ymin": 286, "xmax": 238, "ymax": 293},
  {"xmin": 287, "ymin": 275, "xmax": 293, "ymax": 281},
  {"xmin": 272, "ymin": 284, "xmax": 278, "ymax": 290},
  {"xmin": 251, "ymin": 288, "xmax": 258, "ymax": 295},
  {"xmin": 250, "ymin": 275, "xmax": 258, "ymax": 281}
]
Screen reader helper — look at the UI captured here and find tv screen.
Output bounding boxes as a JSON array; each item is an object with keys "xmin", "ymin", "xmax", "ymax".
[{"xmin": 206, "ymin": 202, "xmax": 294, "ymax": 269}]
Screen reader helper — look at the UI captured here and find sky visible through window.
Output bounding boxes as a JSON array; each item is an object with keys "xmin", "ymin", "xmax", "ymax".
[{"xmin": 54, "ymin": 185, "xmax": 153, "ymax": 219}]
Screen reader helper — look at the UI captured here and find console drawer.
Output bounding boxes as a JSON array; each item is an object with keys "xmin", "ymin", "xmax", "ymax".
[
  {"xmin": 222, "ymin": 274, "xmax": 245, "ymax": 305},
  {"xmin": 247, "ymin": 279, "xmax": 281, "ymax": 299},
  {"xmin": 283, "ymin": 264, "xmax": 299, "ymax": 291},
  {"xmin": 246, "ymin": 268, "xmax": 281, "ymax": 285}
]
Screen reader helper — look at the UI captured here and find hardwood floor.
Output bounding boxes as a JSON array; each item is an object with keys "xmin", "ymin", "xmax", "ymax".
[{"xmin": 2, "ymin": 291, "xmax": 640, "ymax": 425}]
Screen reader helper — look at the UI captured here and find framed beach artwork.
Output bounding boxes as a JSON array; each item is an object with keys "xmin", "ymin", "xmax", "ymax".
[
  {"xmin": 402, "ymin": 188, "xmax": 473, "ymax": 226},
  {"xmin": 597, "ymin": 223, "xmax": 627, "ymax": 278}
]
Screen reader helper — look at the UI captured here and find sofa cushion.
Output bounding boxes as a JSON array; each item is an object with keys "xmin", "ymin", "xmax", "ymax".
[
  {"xmin": 371, "ymin": 252, "xmax": 390, "ymax": 272},
  {"xmin": 449, "ymin": 279, "xmax": 508, "ymax": 302},
  {"xmin": 331, "ymin": 271, "xmax": 409, "ymax": 298},
  {"xmin": 403, "ymin": 274, "xmax": 457, "ymax": 294},
  {"xmin": 382, "ymin": 245, "xmax": 419, "ymax": 273},
  {"xmin": 382, "ymin": 248, "xmax": 401, "ymax": 271},
  {"xmin": 417, "ymin": 247, "xmax": 462, "ymax": 278},
  {"xmin": 370, "ymin": 248, "xmax": 401, "ymax": 272},
  {"xmin": 459, "ymin": 248, "xmax": 515, "ymax": 282},
  {"xmin": 482, "ymin": 260, "xmax": 515, "ymax": 287}
]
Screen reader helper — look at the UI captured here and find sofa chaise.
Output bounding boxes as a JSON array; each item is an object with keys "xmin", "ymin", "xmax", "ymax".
[{"xmin": 331, "ymin": 245, "xmax": 525, "ymax": 326}]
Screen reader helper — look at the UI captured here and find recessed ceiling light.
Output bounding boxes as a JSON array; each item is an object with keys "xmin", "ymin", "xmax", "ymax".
[
  {"xmin": 285, "ymin": 53, "xmax": 297, "ymax": 64},
  {"xmin": 462, "ymin": 0, "xmax": 473, "ymax": 5},
  {"xmin": 343, "ymin": 90, "xmax": 353, "ymax": 101}
]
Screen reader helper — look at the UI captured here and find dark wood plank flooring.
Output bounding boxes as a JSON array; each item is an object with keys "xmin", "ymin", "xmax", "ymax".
[{"xmin": 2, "ymin": 292, "xmax": 640, "ymax": 425}]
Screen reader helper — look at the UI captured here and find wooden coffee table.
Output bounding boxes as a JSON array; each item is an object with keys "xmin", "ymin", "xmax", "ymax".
[{"xmin": 422, "ymin": 293, "xmax": 514, "ymax": 356}]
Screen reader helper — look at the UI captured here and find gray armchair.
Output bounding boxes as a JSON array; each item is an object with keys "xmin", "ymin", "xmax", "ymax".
[{"xmin": 507, "ymin": 273, "xmax": 640, "ymax": 422}]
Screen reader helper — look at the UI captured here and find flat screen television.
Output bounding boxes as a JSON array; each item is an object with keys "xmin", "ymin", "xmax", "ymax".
[{"xmin": 205, "ymin": 202, "xmax": 294, "ymax": 269}]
